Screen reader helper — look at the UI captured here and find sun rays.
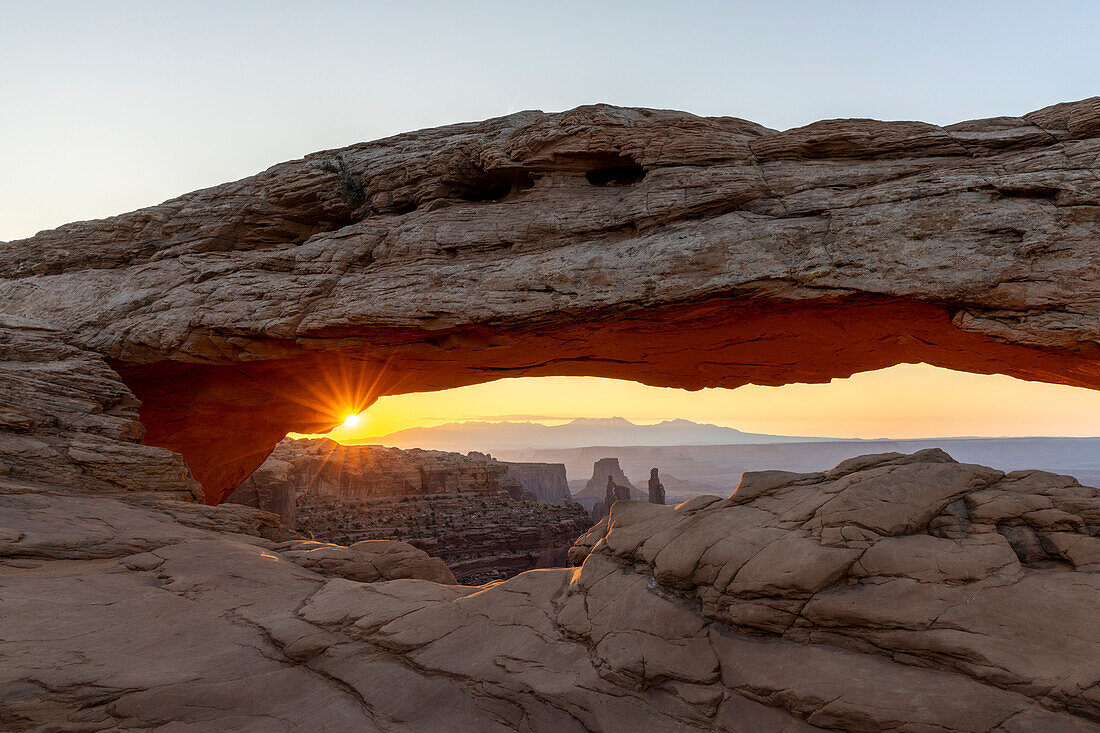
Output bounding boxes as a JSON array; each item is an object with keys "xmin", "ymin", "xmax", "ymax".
[
  {"xmin": 250, "ymin": 351, "xmax": 412, "ymax": 489},
  {"xmin": 267, "ymin": 352, "xmax": 406, "ymax": 432}
]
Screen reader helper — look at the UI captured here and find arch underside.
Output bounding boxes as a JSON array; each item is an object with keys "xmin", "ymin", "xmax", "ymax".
[{"xmin": 113, "ymin": 295, "xmax": 1100, "ymax": 505}]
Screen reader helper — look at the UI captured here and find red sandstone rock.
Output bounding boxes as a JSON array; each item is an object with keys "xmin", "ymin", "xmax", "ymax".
[{"xmin": 3, "ymin": 100, "xmax": 1100, "ymax": 503}]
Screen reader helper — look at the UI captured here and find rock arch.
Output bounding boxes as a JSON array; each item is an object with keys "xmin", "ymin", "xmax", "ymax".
[{"xmin": 3, "ymin": 98, "xmax": 1099, "ymax": 503}]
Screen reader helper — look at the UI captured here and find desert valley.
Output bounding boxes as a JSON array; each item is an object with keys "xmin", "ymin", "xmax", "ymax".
[{"xmin": 226, "ymin": 419, "xmax": 1100, "ymax": 591}]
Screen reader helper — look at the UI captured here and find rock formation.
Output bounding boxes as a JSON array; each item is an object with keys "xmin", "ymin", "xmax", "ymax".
[
  {"xmin": 609, "ymin": 474, "xmax": 631, "ymax": 502},
  {"xmin": 565, "ymin": 449, "xmax": 1100, "ymax": 731},
  {"xmin": 295, "ymin": 489, "xmax": 593, "ymax": 585},
  {"xmin": 4, "ymin": 444, "xmax": 1098, "ymax": 730},
  {"xmin": 579, "ymin": 457, "xmax": 643, "ymax": 498},
  {"xmin": 2, "ymin": 99, "xmax": 1100, "ymax": 730},
  {"xmin": 229, "ymin": 452, "xmax": 298, "ymax": 526},
  {"xmin": 587, "ymin": 473, "xmax": 635, "ymax": 522},
  {"xmin": 228, "ymin": 438, "xmax": 591, "ymax": 583},
  {"xmin": 0, "ymin": 315, "xmax": 201, "ymax": 502},
  {"xmin": 497, "ymin": 460, "xmax": 572, "ymax": 504},
  {"xmin": 233, "ymin": 438, "xmax": 524, "ymax": 509},
  {"xmin": 4, "ymin": 99, "xmax": 1100, "ymax": 503},
  {"xmin": 648, "ymin": 467, "xmax": 666, "ymax": 504}
]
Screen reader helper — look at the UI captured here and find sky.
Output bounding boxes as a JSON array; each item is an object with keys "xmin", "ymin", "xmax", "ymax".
[
  {"xmin": 5, "ymin": 1, "xmax": 1100, "ymax": 438},
  {"xmin": 309, "ymin": 365, "xmax": 1100, "ymax": 442}
]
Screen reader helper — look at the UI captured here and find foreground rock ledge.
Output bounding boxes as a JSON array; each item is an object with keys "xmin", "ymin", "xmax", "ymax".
[
  {"xmin": 2, "ymin": 99, "xmax": 1099, "ymax": 502},
  {"xmin": 2, "ymin": 449, "xmax": 1098, "ymax": 731}
]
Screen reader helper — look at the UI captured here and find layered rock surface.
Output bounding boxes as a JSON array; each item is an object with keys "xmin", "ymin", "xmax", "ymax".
[
  {"xmin": 295, "ymin": 491, "xmax": 592, "ymax": 584},
  {"xmin": 566, "ymin": 448, "xmax": 1100, "ymax": 730},
  {"xmin": 230, "ymin": 437, "xmax": 590, "ymax": 583},
  {"xmin": 4, "ymin": 446, "xmax": 1098, "ymax": 731},
  {"xmin": 0, "ymin": 315, "xmax": 200, "ymax": 501},
  {"xmin": 3, "ymin": 99, "xmax": 1099, "ymax": 502},
  {"xmin": 497, "ymin": 460, "xmax": 572, "ymax": 504},
  {"xmin": 231, "ymin": 437, "xmax": 528, "ymax": 525}
]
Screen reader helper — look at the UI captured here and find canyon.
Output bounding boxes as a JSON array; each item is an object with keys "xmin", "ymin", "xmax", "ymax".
[
  {"xmin": 2, "ymin": 98, "xmax": 1100, "ymax": 730},
  {"xmin": 504, "ymin": 434, "xmax": 1100, "ymax": 502},
  {"xmin": 230, "ymin": 437, "xmax": 591, "ymax": 583}
]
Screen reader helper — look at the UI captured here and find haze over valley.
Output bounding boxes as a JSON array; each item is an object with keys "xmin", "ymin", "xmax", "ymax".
[{"xmin": 338, "ymin": 416, "xmax": 1100, "ymax": 501}]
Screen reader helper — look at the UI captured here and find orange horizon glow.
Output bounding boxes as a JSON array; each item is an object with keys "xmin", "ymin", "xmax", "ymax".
[{"xmin": 291, "ymin": 363, "xmax": 1100, "ymax": 444}]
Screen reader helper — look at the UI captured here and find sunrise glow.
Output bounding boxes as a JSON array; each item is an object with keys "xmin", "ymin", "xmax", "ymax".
[{"xmin": 296, "ymin": 363, "xmax": 1100, "ymax": 444}]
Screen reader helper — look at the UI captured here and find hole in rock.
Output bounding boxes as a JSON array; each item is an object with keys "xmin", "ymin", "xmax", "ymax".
[
  {"xmin": 585, "ymin": 162, "xmax": 646, "ymax": 186},
  {"xmin": 538, "ymin": 151, "xmax": 646, "ymax": 186},
  {"xmin": 451, "ymin": 169, "xmax": 535, "ymax": 202},
  {"xmin": 112, "ymin": 295, "xmax": 1100, "ymax": 512},
  {"xmin": 223, "ymin": 364, "xmax": 1100, "ymax": 584}
]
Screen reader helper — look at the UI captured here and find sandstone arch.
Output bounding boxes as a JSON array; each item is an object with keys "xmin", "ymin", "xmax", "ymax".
[{"xmin": 2, "ymin": 98, "xmax": 1099, "ymax": 503}]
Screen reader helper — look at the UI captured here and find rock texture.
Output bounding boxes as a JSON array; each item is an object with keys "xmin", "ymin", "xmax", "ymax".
[
  {"xmin": 567, "ymin": 449, "xmax": 1100, "ymax": 729},
  {"xmin": 232, "ymin": 437, "xmax": 526, "ymax": 521},
  {"xmin": 3, "ymin": 99, "xmax": 1100, "ymax": 502},
  {"xmin": 579, "ymin": 457, "xmax": 644, "ymax": 499},
  {"xmin": 0, "ymin": 315, "xmax": 201, "ymax": 501},
  {"xmin": 295, "ymin": 488, "xmax": 593, "ymax": 585},
  {"xmin": 649, "ymin": 467, "xmax": 666, "ymax": 505},
  {"xmin": 498, "ymin": 460, "xmax": 572, "ymax": 504},
  {"xmin": 589, "ymin": 474, "xmax": 635, "ymax": 522},
  {"xmin": 229, "ymin": 437, "xmax": 592, "ymax": 583},
  {"xmin": 4, "ymin": 446, "xmax": 1098, "ymax": 731},
  {"xmin": 3, "ymin": 99, "xmax": 1100, "ymax": 730}
]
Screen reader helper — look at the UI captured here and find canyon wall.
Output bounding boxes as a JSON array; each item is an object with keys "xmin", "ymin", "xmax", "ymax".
[
  {"xmin": 295, "ymin": 491, "xmax": 592, "ymax": 584},
  {"xmin": 228, "ymin": 437, "xmax": 590, "ymax": 583},
  {"xmin": 498, "ymin": 460, "xmax": 572, "ymax": 504},
  {"xmin": 231, "ymin": 438, "xmax": 576, "ymax": 525},
  {"xmin": 232, "ymin": 437, "xmax": 524, "ymax": 506}
]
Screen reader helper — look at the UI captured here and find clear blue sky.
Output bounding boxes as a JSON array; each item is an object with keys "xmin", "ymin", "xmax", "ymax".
[{"xmin": 2, "ymin": 1, "xmax": 1097, "ymax": 240}]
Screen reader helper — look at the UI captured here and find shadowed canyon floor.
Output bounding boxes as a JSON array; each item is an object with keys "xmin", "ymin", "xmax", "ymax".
[{"xmin": 2, "ymin": 100, "xmax": 1100, "ymax": 730}]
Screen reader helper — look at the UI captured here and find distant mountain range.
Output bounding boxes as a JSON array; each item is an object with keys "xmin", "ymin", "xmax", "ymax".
[{"xmin": 348, "ymin": 417, "xmax": 838, "ymax": 452}]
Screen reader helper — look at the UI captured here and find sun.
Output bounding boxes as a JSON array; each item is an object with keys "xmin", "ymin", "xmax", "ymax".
[{"xmin": 342, "ymin": 413, "xmax": 360, "ymax": 428}]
